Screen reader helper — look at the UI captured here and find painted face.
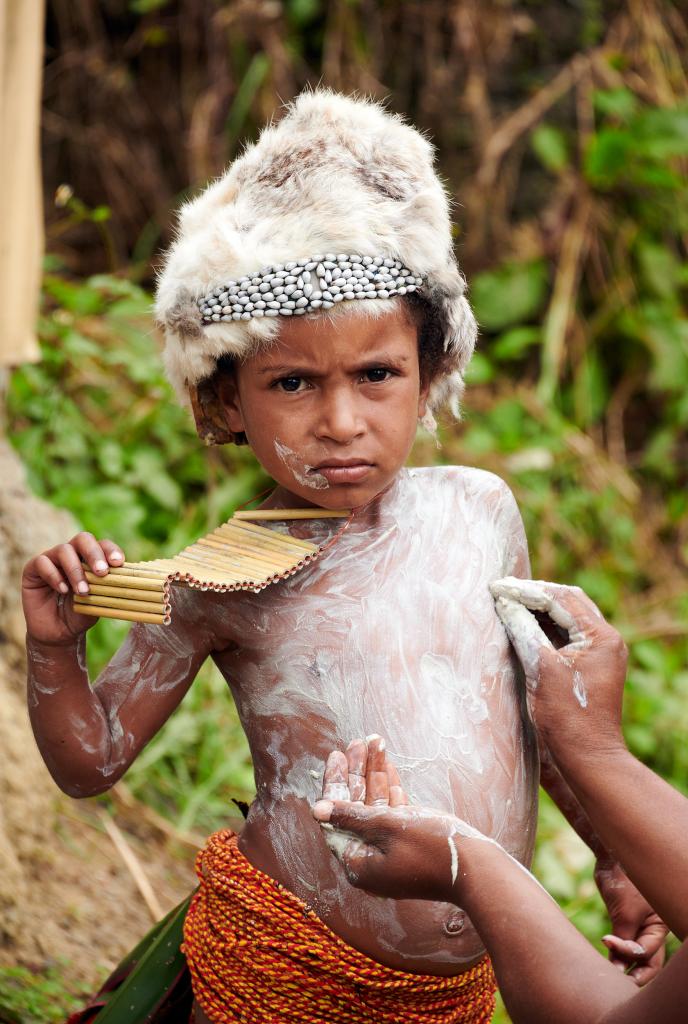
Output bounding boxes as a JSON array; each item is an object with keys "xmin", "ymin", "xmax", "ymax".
[{"xmin": 218, "ymin": 306, "xmax": 429, "ymax": 509}]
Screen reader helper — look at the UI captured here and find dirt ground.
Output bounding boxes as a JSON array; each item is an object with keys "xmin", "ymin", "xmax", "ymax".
[
  {"xmin": 0, "ymin": 441, "xmax": 207, "ymax": 1001},
  {"xmin": 3, "ymin": 790, "xmax": 199, "ymax": 991}
]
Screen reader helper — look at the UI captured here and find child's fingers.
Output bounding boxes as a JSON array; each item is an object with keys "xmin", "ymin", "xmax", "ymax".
[
  {"xmin": 55, "ymin": 542, "xmax": 92, "ymax": 595},
  {"xmin": 99, "ymin": 539, "xmax": 125, "ymax": 565},
  {"xmin": 322, "ymin": 750, "xmax": 350, "ymax": 802},
  {"xmin": 71, "ymin": 532, "xmax": 114, "ymax": 577},
  {"xmin": 346, "ymin": 739, "xmax": 367, "ymax": 802},
  {"xmin": 30, "ymin": 553, "xmax": 70, "ymax": 594}
]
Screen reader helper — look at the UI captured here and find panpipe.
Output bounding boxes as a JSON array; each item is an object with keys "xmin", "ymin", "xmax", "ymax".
[{"xmin": 73, "ymin": 508, "xmax": 351, "ymax": 626}]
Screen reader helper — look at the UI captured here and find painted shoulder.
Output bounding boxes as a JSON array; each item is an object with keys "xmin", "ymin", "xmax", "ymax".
[{"xmin": 406, "ymin": 464, "xmax": 517, "ymax": 506}]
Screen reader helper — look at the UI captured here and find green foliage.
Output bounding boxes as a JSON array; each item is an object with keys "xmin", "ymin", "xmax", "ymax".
[
  {"xmin": 471, "ymin": 261, "xmax": 549, "ymax": 332},
  {"xmin": 10, "ymin": 10, "xmax": 688, "ymax": 1020},
  {"xmin": 0, "ymin": 963, "xmax": 95, "ymax": 1023}
]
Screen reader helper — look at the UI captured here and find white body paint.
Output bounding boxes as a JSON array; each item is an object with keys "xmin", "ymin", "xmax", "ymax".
[
  {"xmin": 275, "ymin": 439, "xmax": 329, "ymax": 490},
  {"xmin": 211, "ymin": 466, "xmax": 539, "ymax": 971},
  {"xmin": 28, "ymin": 466, "xmax": 539, "ymax": 973}
]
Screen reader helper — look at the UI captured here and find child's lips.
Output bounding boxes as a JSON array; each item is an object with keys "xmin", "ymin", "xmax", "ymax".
[{"xmin": 310, "ymin": 461, "xmax": 373, "ymax": 484}]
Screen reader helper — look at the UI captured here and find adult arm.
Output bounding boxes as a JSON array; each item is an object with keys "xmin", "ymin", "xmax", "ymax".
[
  {"xmin": 494, "ymin": 490, "xmax": 665, "ymax": 978},
  {"xmin": 492, "ymin": 577, "xmax": 688, "ymax": 940},
  {"xmin": 313, "ymin": 742, "xmax": 688, "ymax": 1024}
]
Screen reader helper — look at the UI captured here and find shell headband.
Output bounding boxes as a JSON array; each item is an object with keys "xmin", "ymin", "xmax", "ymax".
[{"xmin": 198, "ymin": 253, "xmax": 423, "ymax": 324}]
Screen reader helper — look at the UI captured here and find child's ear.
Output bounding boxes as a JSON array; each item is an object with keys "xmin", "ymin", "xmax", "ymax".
[
  {"xmin": 417, "ymin": 378, "xmax": 430, "ymax": 420},
  {"xmin": 215, "ymin": 371, "xmax": 246, "ymax": 436}
]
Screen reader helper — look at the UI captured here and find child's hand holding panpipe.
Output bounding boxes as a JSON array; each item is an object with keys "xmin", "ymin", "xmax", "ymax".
[{"xmin": 22, "ymin": 531, "xmax": 125, "ymax": 645}]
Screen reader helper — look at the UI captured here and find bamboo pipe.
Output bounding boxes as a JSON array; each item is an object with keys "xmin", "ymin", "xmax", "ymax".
[
  {"xmin": 233, "ymin": 508, "xmax": 349, "ymax": 520},
  {"xmin": 75, "ymin": 593, "xmax": 166, "ymax": 615},
  {"xmin": 86, "ymin": 583, "xmax": 166, "ymax": 603},
  {"xmin": 84, "ymin": 571, "xmax": 166, "ymax": 591},
  {"xmin": 75, "ymin": 605, "xmax": 165, "ymax": 625}
]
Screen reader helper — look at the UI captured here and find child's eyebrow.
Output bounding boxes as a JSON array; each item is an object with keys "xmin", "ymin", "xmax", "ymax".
[{"xmin": 256, "ymin": 351, "xmax": 412, "ymax": 376}]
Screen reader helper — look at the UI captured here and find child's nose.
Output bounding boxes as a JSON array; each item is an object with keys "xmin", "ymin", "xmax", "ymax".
[{"xmin": 316, "ymin": 390, "xmax": 365, "ymax": 444}]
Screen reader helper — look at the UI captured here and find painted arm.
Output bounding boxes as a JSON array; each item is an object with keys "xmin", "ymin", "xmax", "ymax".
[
  {"xmin": 313, "ymin": 740, "xmax": 688, "ymax": 1024},
  {"xmin": 23, "ymin": 531, "xmax": 214, "ymax": 797}
]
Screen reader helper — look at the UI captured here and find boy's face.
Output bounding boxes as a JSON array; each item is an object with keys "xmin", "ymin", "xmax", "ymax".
[{"xmin": 218, "ymin": 306, "xmax": 429, "ymax": 509}]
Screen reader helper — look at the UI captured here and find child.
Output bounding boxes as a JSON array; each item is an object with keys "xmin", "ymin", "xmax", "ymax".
[{"xmin": 22, "ymin": 92, "xmax": 656, "ymax": 1024}]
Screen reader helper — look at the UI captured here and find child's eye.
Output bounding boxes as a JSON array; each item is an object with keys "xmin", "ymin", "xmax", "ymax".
[
  {"xmin": 274, "ymin": 376, "xmax": 306, "ymax": 392},
  {"xmin": 363, "ymin": 368, "xmax": 392, "ymax": 383}
]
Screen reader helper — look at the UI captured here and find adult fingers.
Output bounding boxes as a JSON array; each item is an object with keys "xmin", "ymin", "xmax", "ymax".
[
  {"xmin": 602, "ymin": 934, "xmax": 648, "ymax": 964},
  {"xmin": 346, "ymin": 738, "xmax": 368, "ymax": 802},
  {"xmin": 387, "ymin": 761, "xmax": 408, "ymax": 806},
  {"xmin": 491, "ymin": 577, "xmax": 603, "ymax": 649},
  {"xmin": 365, "ymin": 735, "xmax": 389, "ymax": 806},
  {"xmin": 493, "ymin": 594, "xmax": 553, "ymax": 682},
  {"xmin": 626, "ymin": 943, "xmax": 666, "ymax": 987},
  {"xmin": 324, "ymin": 801, "xmax": 391, "ymax": 837},
  {"xmin": 322, "ymin": 750, "xmax": 350, "ymax": 802}
]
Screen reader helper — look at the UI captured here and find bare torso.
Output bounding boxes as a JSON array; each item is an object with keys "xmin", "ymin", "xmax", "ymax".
[{"xmin": 199, "ymin": 466, "xmax": 538, "ymax": 974}]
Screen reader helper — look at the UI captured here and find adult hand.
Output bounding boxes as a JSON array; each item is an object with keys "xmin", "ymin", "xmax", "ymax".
[
  {"xmin": 596, "ymin": 859, "xmax": 667, "ymax": 986},
  {"xmin": 313, "ymin": 735, "xmax": 487, "ymax": 903},
  {"xmin": 22, "ymin": 532, "xmax": 125, "ymax": 645},
  {"xmin": 490, "ymin": 578, "xmax": 628, "ymax": 761}
]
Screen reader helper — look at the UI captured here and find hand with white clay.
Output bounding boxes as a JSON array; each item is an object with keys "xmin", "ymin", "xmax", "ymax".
[
  {"xmin": 492, "ymin": 578, "xmax": 671, "ymax": 983},
  {"xmin": 314, "ymin": 736, "xmax": 487, "ymax": 904},
  {"xmin": 490, "ymin": 577, "xmax": 629, "ymax": 763}
]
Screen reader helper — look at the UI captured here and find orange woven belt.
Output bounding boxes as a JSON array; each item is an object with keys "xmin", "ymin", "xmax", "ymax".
[{"xmin": 182, "ymin": 829, "xmax": 497, "ymax": 1023}]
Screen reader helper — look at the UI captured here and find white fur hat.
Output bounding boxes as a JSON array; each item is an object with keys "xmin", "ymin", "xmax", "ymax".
[{"xmin": 155, "ymin": 89, "xmax": 476, "ymax": 442}]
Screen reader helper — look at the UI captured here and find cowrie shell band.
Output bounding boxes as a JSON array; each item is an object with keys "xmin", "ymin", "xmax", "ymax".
[{"xmin": 198, "ymin": 254, "xmax": 424, "ymax": 323}]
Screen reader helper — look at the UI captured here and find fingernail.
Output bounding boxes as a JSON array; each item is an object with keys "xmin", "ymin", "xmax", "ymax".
[
  {"xmin": 95, "ymin": 560, "xmax": 108, "ymax": 573},
  {"xmin": 58, "ymin": 582, "xmax": 69, "ymax": 594},
  {"xmin": 77, "ymin": 581, "xmax": 89, "ymax": 594},
  {"xmin": 111, "ymin": 551, "xmax": 123, "ymax": 561},
  {"xmin": 631, "ymin": 943, "xmax": 646, "ymax": 956}
]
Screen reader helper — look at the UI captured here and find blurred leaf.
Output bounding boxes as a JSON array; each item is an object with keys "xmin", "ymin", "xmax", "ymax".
[
  {"xmin": 464, "ymin": 352, "xmax": 494, "ymax": 384},
  {"xmin": 472, "ymin": 261, "xmax": 549, "ymax": 331},
  {"xmin": 584, "ymin": 129, "xmax": 633, "ymax": 188},
  {"xmin": 632, "ymin": 106, "xmax": 688, "ymax": 160},
  {"xmin": 492, "ymin": 326, "xmax": 541, "ymax": 361},
  {"xmin": 129, "ymin": 0, "xmax": 170, "ymax": 13},
  {"xmin": 635, "ymin": 240, "xmax": 681, "ymax": 300},
  {"xmin": 531, "ymin": 123, "xmax": 569, "ymax": 173},
  {"xmin": 225, "ymin": 53, "xmax": 270, "ymax": 145},
  {"xmin": 593, "ymin": 87, "xmax": 638, "ymax": 121}
]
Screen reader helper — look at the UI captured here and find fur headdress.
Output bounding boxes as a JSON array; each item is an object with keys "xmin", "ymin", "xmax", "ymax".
[{"xmin": 155, "ymin": 89, "xmax": 476, "ymax": 443}]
